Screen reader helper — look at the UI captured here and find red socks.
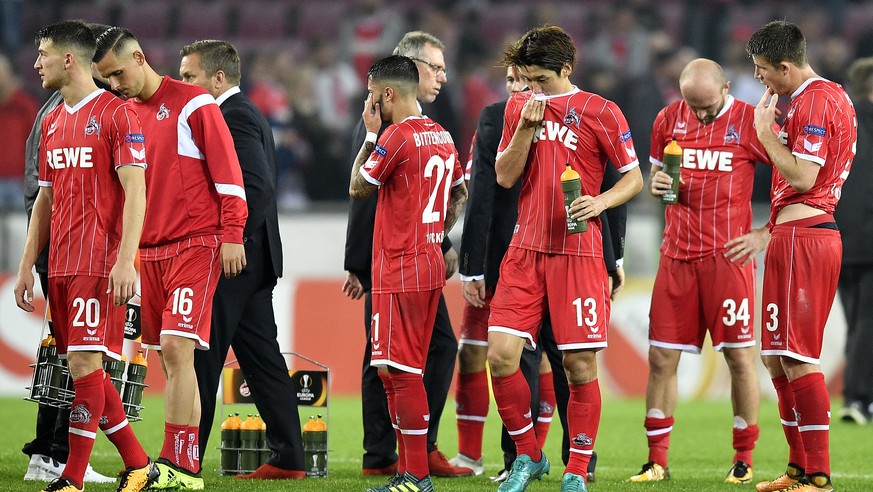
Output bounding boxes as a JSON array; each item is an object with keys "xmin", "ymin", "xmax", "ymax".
[
  {"xmin": 732, "ymin": 424, "xmax": 760, "ymax": 466},
  {"xmin": 491, "ymin": 369, "xmax": 540, "ymax": 461},
  {"xmin": 791, "ymin": 373, "xmax": 830, "ymax": 476},
  {"xmin": 456, "ymin": 370, "xmax": 488, "ymax": 460},
  {"xmin": 535, "ymin": 372, "xmax": 556, "ymax": 449},
  {"xmin": 160, "ymin": 422, "xmax": 188, "ymax": 469},
  {"xmin": 773, "ymin": 376, "xmax": 806, "ymax": 470},
  {"xmin": 379, "ymin": 372, "xmax": 405, "ymax": 474},
  {"xmin": 64, "ymin": 369, "xmax": 105, "ymax": 487},
  {"xmin": 389, "ymin": 372, "xmax": 430, "ymax": 479},
  {"xmin": 565, "ymin": 380, "xmax": 600, "ymax": 476},
  {"xmin": 100, "ymin": 373, "xmax": 148, "ymax": 469},
  {"xmin": 644, "ymin": 415, "xmax": 674, "ymax": 467},
  {"xmin": 188, "ymin": 426, "xmax": 200, "ymax": 473}
]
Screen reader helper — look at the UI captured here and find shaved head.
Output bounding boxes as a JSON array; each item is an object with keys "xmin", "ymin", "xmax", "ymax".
[{"xmin": 678, "ymin": 58, "xmax": 729, "ymax": 125}]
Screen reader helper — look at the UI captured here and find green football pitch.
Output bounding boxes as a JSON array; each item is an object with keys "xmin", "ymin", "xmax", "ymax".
[{"xmin": 1, "ymin": 395, "xmax": 870, "ymax": 491}]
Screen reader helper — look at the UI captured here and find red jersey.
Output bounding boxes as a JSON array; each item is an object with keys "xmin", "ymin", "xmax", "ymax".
[
  {"xmin": 38, "ymin": 89, "xmax": 146, "ymax": 278},
  {"xmin": 128, "ymin": 77, "xmax": 246, "ymax": 252},
  {"xmin": 361, "ymin": 116, "xmax": 463, "ymax": 294},
  {"xmin": 498, "ymin": 88, "xmax": 639, "ymax": 257},
  {"xmin": 650, "ymin": 95, "xmax": 771, "ymax": 260},
  {"xmin": 770, "ymin": 78, "xmax": 857, "ymax": 224}
]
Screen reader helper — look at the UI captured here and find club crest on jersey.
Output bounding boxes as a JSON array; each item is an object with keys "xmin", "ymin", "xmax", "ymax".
[
  {"xmin": 84, "ymin": 116, "xmax": 100, "ymax": 136},
  {"xmin": 70, "ymin": 404, "xmax": 92, "ymax": 424},
  {"xmin": 724, "ymin": 125, "xmax": 740, "ymax": 144},
  {"xmin": 157, "ymin": 103, "xmax": 170, "ymax": 121},
  {"xmin": 563, "ymin": 107, "xmax": 581, "ymax": 127}
]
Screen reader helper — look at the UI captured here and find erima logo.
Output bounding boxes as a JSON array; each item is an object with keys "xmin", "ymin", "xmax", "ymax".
[
  {"xmin": 70, "ymin": 404, "xmax": 92, "ymax": 424},
  {"xmin": 130, "ymin": 148, "xmax": 145, "ymax": 161},
  {"xmin": 47, "ymin": 123, "xmax": 57, "ymax": 136},
  {"xmin": 157, "ymin": 104, "xmax": 170, "ymax": 121},
  {"xmin": 572, "ymin": 433, "xmax": 593, "ymax": 446},
  {"xmin": 803, "ymin": 139, "xmax": 822, "ymax": 153},
  {"xmin": 674, "ymin": 121, "xmax": 687, "ymax": 134},
  {"xmin": 84, "ymin": 116, "xmax": 100, "ymax": 136}
]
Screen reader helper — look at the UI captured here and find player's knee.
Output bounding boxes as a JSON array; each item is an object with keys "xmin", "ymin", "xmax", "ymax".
[
  {"xmin": 562, "ymin": 351, "xmax": 597, "ymax": 384},
  {"xmin": 457, "ymin": 344, "xmax": 487, "ymax": 373},
  {"xmin": 487, "ymin": 347, "xmax": 519, "ymax": 377},
  {"xmin": 647, "ymin": 347, "xmax": 679, "ymax": 375},
  {"xmin": 66, "ymin": 351, "xmax": 103, "ymax": 380}
]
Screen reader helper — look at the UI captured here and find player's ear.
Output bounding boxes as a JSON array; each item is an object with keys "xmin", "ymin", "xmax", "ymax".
[
  {"xmin": 132, "ymin": 50, "xmax": 145, "ymax": 66},
  {"xmin": 561, "ymin": 63, "xmax": 572, "ymax": 78},
  {"xmin": 384, "ymin": 86, "xmax": 394, "ymax": 102}
]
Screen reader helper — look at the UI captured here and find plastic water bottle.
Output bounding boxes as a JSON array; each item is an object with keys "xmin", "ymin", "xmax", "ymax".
[
  {"xmin": 122, "ymin": 350, "xmax": 147, "ymax": 418},
  {"xmin": 239, "ymin": 414, "xmax": 260, "ymax": 473},
  {"xmin": 103, "ymin": 354, "xmax": 126, "ymax": 395},
  {"xmin": 220, "ymin": 414, "xmax": 240, "ymax": 474},
  {"xmin": 561, "ymin": 163, "xmax": 587, "ymax": 233},
  {"xmin": 661, "ymin": 138, "xmax": 683, "ymax": 205}
]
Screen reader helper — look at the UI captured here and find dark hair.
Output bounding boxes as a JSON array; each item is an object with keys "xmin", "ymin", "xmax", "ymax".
[
  {"xmin": 847, "ymin": 57, "xmax": 873, "ymax": 100},
  {"xmin": 35, "ymin": 20, "xmax": 96, "ymax": 63},
  {"xmin": 93, "ymin": 26, "xmax": 138, "ymax": 63},
  {"xmin": 746, "ymin": 20, "xmax": 807, "ymax": 67},
  {"xmin": 502, "ymin": 25, "xmax": 576, "ymax": 74},
  {"xmin": 180, "ymin": 40, "xmax": 241, "ymax": 85},
  {"xmin": 367, "ymin": 55, "xmax": 419, "ymax": 95}
]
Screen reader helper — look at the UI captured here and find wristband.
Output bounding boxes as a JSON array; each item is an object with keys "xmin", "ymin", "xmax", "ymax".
[{"xmin": 365, "ymin": 132, "xmax": 378, "ymax": 144}]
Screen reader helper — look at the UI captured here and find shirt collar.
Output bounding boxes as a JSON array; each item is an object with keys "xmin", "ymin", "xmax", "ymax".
[{"xmin": 215, "ymin": 85, "xmax": 241, "ymax": 106}]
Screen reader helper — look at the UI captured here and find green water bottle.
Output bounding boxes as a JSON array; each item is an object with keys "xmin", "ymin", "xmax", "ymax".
[
  {"xmin": 220, "ymin": 414, "xmax": 240, "ymax": 474},
  {"xmin": 239, "ymin": 414, "xmax": 260, "ymax": 473},
  {"xmin": 103, "ymin": 354, "xmax": 126, "ymax": 395},
  {"xmin": 661, "ymin": 138, "xmax": 682, "ymax": 205},
  {"xmin": 122, "ymin": 350, "xmax": 147, "ymax": 418},
  {"xmin": 561, "ymin": 164, "xmax": 587, "ymax": 233}
]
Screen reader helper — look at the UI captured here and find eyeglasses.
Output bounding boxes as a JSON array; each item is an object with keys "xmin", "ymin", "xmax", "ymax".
[{"xmin": 411, "ymin": 57, "xmax": 447, "ymax": 77}]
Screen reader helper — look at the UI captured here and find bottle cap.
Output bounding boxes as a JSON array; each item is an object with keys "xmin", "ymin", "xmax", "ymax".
[{"xmin": 560, "ymin": 163, "xmax": 580, "ymax": 181}]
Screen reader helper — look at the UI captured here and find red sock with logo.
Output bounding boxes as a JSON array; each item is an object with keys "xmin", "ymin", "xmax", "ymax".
[
  {"xmin": 535, "ymin": 372, "xmax": 556, "ymax": 449},
  {"xmin": 491, "ymin": 369, "xmax": 540, "ymax": 461},
  {"xmin": 456, "ymin": 371, "xmax": 488, "ymax": 460},
  {"xmin": 100, "ymin": 374, "xmax": 148, "ymax": 469},
  {"xmin": 160, "ymin": 422, "xmax": 188, "ymax": 468},
  {"xmin": 791, "ymin": 373, "xmax": 830, "ymax": 476},
  {"xmin": 773, "ymin": 376, "xmax": 806, "ymax": 470},
  {"xmin": 187, "ymin": 426, "xmax": 200, "ymax": 473},
  {"xmin": 644, "ymin": 416, "xmax": 674, "ymax": 467},
  {"xmin": 379, "ymin": 372, "xmax": 404, "ymax": 474},
  {"xmin": 64, "ymin": 369, "xmax": 105, "ymax": 488},
  {"xmin": 565, "ymin": 380, "xmax": 600, "ymax": 477},
  {"xmin": 732, "ymin": 423, "xmax": 759, "ymax": 466},
  {"xmin": 390, "ymin": 372, "xmax": 430, "ymax": 479}
]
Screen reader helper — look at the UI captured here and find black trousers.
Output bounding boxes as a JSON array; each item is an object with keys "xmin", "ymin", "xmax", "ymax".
[
  {"xmin": 195, "ymin": 238, "xmax": 304, "ymax": 470},
  {"xmin": 361, "ymin": 291, "xmax": 457, "ymax": 468},
  {"xmin": 22, "ymin": 270, "xmax": 70, "ymax": 463},
  {"xmin": 838, "ymin": 264, "xmax": 873, "ymax": 405}
]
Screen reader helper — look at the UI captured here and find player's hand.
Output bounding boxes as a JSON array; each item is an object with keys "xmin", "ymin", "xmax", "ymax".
[
  {"xmin": 609, "ymin": 265, "xmax": 625, "ymax": 301},
  {"xmin": 107, "ymin": 261, "xmax": 137, "ymax": 306},
  {"xmin": 754, "ymin": 88, "xmax": 781, "ymax": 136},
  {"xmin": 724, "ymin": 227, "xmax": 770, "ymax": 266},
  {"xmin": 650, "ymin": 169, "xmax": 682, "ymax": 197},
  {"xmin": 362, "ymin": 93, "xmax": 382, "ymax": 134},
  {"xmin": 342, "ymin": 271, "xmax": 364, "ymax": 300},
  {"xmin": 13, "ymin": 268, "xmax": 36, "ymax": 312},
  {"xmin": 462, "ymin": 279, "xmax": 486, "ymax": 308},
  {"xmin": 569, "ymin": 194, "xmax": 606, "ymax": 222},
  {"xmin": 221, "ymin": 242, "xmax": 247, "ymax": 278},
  {"xmin": 519, "ymin": 95, "xmax": 545, "ymax": 130},
  {"xmin": 443, "ymin": 247, "xmax": 458, "ymax": 279}
]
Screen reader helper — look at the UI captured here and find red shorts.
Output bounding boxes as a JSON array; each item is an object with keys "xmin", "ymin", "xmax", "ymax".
[
  {"xmin": 48, "ymin": 276, "xmax": 124, "ymax": 359},
  {"xmin": 761, "ymin": 220, "xmax": 841, "ymax": 364},
  {"xmin": 370, "ymin": 289, "xmax": 441, "ymax": 374},
  {"xmin": 489, "ymin": 247, "xmax": 609, "ymax": 351},
  {"xmin": 140, "ymin": 244, "xmax": 221, "ymax": 350},
  {"xmin": 459, "ymin": 288, "xmax": 493, "ymax": 346},
  {"xmin": 649, "ymin": 254, "xmax": 756, "ymax": 353}
]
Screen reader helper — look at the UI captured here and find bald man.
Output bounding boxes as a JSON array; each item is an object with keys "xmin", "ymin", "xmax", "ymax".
[{"xmin": 628, "ymin": 59, "xmax": 772, "ymax": 485}]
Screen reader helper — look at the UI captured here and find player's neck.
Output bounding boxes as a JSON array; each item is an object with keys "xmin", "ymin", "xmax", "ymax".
[
  {"xmin": 60, "ymin": 72, "xmax": 99, "ymax": 108},
  {"xmin": 137, "ymin": 67, "xmax": 163, "ymax": 101},
  {"xmin": 390, "ymin": 100, "xmax": 421, "ymax": 124}
]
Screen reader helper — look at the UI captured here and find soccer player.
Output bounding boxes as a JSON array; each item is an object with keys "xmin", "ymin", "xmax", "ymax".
[
  {"xmin": 14, "ymin": 20, "xmax": 155, "ymax": 492},
  {"xmin": 178, "ymin": 39, "xmax": 306, "ymax": 479},
  {"xmin": 487, "ymin": 26, "xmax": 642, "ymax": 492},
  {"xmin": 349, "ymin": 55, "xmax": 467, "ymax": 492},
  {"xmin": 747, "ymin": 20, "xmax": 857, "ymax": 492},
  {"xmin": 94, "ymin": 27, "xmax": 248, "ymax": 490},
  {"xmin": 342, "ymin": 31, "xmax": 472, "ymax": 478},
  {"xmin": 627, "ymin": 58, "xmax": 770, "ymax": 485}
]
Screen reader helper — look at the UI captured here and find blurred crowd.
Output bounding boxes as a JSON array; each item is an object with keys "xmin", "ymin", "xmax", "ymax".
[{"xmin": 2, "ymin": 0, "xmax": 872, "ymax": 211}]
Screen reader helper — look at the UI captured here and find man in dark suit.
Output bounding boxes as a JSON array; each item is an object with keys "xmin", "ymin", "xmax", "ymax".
[
  {"xmin": 180, "ymin": 40, "xmax": 305, "ymax": 479},
  {"xmin": 456, "ymin": 66, "xmax": 626, "ymax": 481},
  {"xmin": 341, "ymin": 31, "xmax": 472, "ymax": 477}
]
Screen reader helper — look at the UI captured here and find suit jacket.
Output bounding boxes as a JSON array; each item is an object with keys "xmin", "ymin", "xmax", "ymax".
[
  {"xmin": 218, "ymin": 89, "xmax": 282, "ymax": 277},
  {"xmin": 344, "ymin": 118, "xmax": 453, "ymax": 291},
  {"xmin": 459, "ymin": 100, "xmax": 626, "ymax": 288}
]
